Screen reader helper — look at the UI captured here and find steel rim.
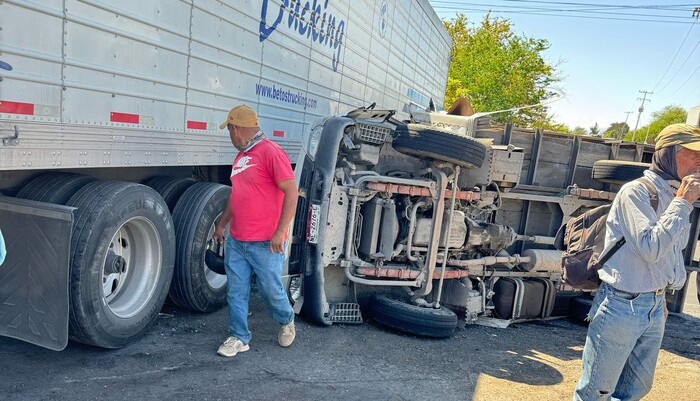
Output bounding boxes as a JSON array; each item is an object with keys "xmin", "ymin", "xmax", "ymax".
[
  {"xmin": 102, "ymin": 217, "xmax": 162, "ymax": 318},
  {"xmin": 204, "ymin": 219, "xmax": 227, "ymax": 290}
]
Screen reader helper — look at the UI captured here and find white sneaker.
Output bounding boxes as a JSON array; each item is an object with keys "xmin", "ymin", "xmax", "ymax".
[
  {"xmin": 278, "ymin": 322, "xmax": 296, "ymax": 347},
  {"xmin": 217, "ymin": 336, "xmax": 249, "ymax": 357}
]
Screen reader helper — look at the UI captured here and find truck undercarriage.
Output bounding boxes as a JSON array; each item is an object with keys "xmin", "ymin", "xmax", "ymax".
[{"xmin": 293, "ymin": 106, "xmax": 700, "ymax": 337}]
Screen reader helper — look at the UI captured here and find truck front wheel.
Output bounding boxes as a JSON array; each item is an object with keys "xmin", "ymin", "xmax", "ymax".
[
  {"xmin": 370, "ymin": 294, "xmax": 459, "ymax": 338},
  {"xmin": 392, "ymin": 124, "xmax": 488, "ymax": 169},
  {"xmin": 66, "ymin": 181, "xmax": 175, "ymax": 348}
]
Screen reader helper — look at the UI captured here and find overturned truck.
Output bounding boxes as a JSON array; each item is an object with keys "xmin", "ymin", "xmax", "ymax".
[{"xmin": 290, "ymin": 106, "xmax": 700, "ymax": 337}]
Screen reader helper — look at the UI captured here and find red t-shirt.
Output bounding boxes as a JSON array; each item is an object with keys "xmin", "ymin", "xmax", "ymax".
[{"xmin": 229, "ymin": 138, "xmax": 295, "ymax": 241}]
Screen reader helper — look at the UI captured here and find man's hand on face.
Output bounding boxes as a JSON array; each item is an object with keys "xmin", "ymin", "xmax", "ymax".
[
  {"xmin": 270, "ymin": 230, "xmax": 286, "ymax": 254},
  {"xmin": 677, "ymin": 173, "xmax": 700, "ymax": 204}
]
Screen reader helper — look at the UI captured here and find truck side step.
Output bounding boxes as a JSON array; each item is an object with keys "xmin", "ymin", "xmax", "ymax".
[{"xmin": 329, "ymin": 303, "xmax": 363, "ymax": 324}]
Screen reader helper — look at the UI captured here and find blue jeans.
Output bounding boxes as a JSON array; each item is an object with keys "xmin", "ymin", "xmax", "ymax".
[
  {"xmin": 224, "ymin": 237, "xmax": 294, "ymax": 344},
  {"xmin": 574, "ymin": 283, "xmax": 666, "ymax": 401}
]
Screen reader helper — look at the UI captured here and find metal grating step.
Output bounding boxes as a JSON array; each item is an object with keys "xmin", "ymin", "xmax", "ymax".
[{"xmin": 329, "ymin": 303, "xmax": 363, "ymax": 324}]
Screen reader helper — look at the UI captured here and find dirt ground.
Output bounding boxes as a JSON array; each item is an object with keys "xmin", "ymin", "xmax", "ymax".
[{"xmin": 0, "ymin": 276, "xmax": 698, "ymax": 401}]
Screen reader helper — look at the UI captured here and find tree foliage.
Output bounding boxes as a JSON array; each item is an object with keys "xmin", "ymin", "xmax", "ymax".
[
  {"xmin": 443, "ymin": 14, "xmax": 561, "ymax": 126},
  {"xmin": 589, "ymin": 123, "xmax": 600, "ymax": 137},
  {"xmin": 571, "ymin": 126, "xmax": 587, "ymax": 136},
  {"xmin": 603, "ymin": 122, "xmax": 629, "ymax": 139},
  {"xmin": 624, "ymin": 105, "xmax": 687, "ymax": 143}
]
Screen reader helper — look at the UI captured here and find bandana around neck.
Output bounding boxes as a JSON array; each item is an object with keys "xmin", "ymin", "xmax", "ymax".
[
  {"xmin": 236, "ymin": 130, "xmax": 266, "ymax": 153},
  {"xmin": 650, "ymin": 145, "xmax": 680, "ymax": 181}
]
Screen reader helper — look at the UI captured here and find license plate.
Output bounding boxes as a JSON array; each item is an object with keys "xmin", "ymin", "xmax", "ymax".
[{"xmin": 307, "ymin": 204, "xmax": 321, "ymax": 244}]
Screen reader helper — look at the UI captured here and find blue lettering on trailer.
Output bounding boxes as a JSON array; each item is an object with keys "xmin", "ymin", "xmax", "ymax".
[
  {"xmin": 255, "ymin": 82, "xmax": 318, "ymax": 110},
  {"xmin": 259, "ymin": 0, "xmax": 346, "ymax": 72}
]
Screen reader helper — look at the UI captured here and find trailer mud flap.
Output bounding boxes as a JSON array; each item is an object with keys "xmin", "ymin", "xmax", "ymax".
[{"xmin": 0, "ymin": 197, "xmax": 74, "ymax": 350}]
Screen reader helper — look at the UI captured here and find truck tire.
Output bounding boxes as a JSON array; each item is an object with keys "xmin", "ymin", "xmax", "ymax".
[
  {"xmin": 392, "ymin": 124, "xmax": 487, "ymax": 169},
  {"xmin": 17, "ymin": 173, "xmax": 96, "ymax": 204},
  {"xmin": 66, "ymin": 181, "xmax": 175, "ymax": 348},
  {"xmin": 592, "ymin": 160, "xmax": 650, "ymax": 185},
  {"xmin": 370, "ymin": 294, "xmax": 459, "ymax": 338},
  {"xmin": 169, "ymin": 182, "xmax": 230, "ymax": 312},
  {"xmin": 144, "ymin": 176, "xmax": 197, "ymax": 212}
]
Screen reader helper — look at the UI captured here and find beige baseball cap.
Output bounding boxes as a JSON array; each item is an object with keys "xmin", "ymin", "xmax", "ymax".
[
  {"xmin": 219, "ymin": 105, "xmax": 259, "ymax": 129},
  {"xmin": 654, "ymin": 123, "xmax": 700, "ymax": 151}
]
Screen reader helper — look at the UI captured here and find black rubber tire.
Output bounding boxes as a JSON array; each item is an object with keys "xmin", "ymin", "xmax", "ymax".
[
  {"xmin": 392, "ymin": 124, "xmax": 488, "ymax": 169},
  {"xmin": 592, "ymin": 160, "xmax": 650, "ymax": 185},
  {"xmin": 66, "ymin": 181, "xmax": 175, "ymax": 348},
  {"xmin": 17, "ymin": 173, "xmax": 96, "ymax": 204},
  {"xmin": 169, "ymin": 182, "xmax": 230, "ymax": 312},
  {"xmin": 370, "ymin": 294, "xmax": 459, "ymax": 338},
  {"xmin": 569, "ymin": 295, "xmax": 594, "ymax": 324},
  {"xmin": 143, "ymin": 176, "xmax": 197, "ymax": 212}
]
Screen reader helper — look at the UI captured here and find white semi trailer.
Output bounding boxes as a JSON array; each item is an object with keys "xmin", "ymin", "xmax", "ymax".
[{"xmin": 0, "ymin": 0, "xmax": 452, "ymax": 350}]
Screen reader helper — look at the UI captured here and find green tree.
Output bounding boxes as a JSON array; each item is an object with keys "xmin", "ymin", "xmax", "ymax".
[
  {"xmin": 603, "ymin": 122, "xmax": 629, "ymax": 139},
  {"xmin": 624, "ymin": 105, "xmax": 687, "ymax": 143},
  {"xmin": 571, "ymin": 126, "xmax": 587, "ymax": 136},
  {"xmin": 589, "ymin": 123, "xmax": 601, "ymax": 137},
  {"xmin": 443, "ymin": 14, "xmax": 561, "ymax": 126},
  {"xmin": 539, "ymin": 121, "xmax": 571, "ymax": 133}
]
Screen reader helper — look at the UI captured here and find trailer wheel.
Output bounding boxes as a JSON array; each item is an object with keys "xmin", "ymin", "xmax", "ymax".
[
  {"xmin": 17, "ymin": 173, "xmax": 96, "ymax": 204},
  {"xmin": 592, "ymin": 160, "xmax": 650, "ymax": 185},
  {"xmin": 392, "ymin": 124, "xmax": 488, "ymax": 169},
  {"xmin": 370, "ymin": 294, "xmax": 459, "ymax": 338},
  {"xmin": 144, "ymin": 176, "xmax": 197, "ymax": 212},
  {"xmin": 170, "ymin": 182, "xmax": 230, "ymax": 312},
  {"xmin": 66, "ymin": 181, "xmax": 175, "ymax": 348}
]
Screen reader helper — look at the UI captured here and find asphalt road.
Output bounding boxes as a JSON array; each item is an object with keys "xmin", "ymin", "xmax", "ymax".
[{"xmin": 1, "ymin": 284, "xmax": 699, "ymax": 401}]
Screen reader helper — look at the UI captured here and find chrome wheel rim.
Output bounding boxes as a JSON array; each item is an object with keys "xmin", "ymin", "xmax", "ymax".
[
  {"xmin": 102, "ymin": 217, "xmax": 162, "ymax": 318},
  {"xmin": 204, "ymin": 219, "xmax": 227, "ymax": 290}
]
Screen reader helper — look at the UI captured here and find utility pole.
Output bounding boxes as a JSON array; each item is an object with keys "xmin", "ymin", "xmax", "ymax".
[
  {"xmin": 693, "ymin": 7, "xmax": 700, "ymax": 18},
  {"xmin": 619, "ymin": 111, "xmax": 633, "ymax": 139},
  {"xmin": 633, "ymin": 90, "xmax": 652, "ymax": 143}
]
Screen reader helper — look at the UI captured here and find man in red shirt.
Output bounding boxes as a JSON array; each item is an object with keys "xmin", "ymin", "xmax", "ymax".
[{"xmin": 212, "ymin": 104, "xmax": 299, "ymax": 357}]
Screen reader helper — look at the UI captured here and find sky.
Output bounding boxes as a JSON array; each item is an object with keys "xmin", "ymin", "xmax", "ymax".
[{"xmin": 427, "ymin": 0, "xmax": 699, "ymax": 132}]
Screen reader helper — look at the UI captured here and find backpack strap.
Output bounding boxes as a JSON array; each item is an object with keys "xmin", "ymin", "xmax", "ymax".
[
  {"xmin": 598, "ymin": 237, "xmax": 626, "ymax": 267},
  {"xmin": 597, "ymin": 176, "xmax": 659, "ymax": 267},
  {"xmin": 636, "ymin": 177, "xmax": 659, "ymax": 212}
]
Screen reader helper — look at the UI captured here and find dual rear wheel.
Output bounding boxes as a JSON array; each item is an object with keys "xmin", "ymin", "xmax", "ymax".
[{"xmin": 17, "ymin": 173, "xmax": 230, "ymax": 348}]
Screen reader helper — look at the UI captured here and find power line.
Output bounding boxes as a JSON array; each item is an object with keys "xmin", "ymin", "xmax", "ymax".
[
  {"xmin": 656, "ymin": 38, "xmax": 700, "ymax": 94},
  {"xmin": 651, "ymin": 18, "xmax": 697, "ymax": 92},
  {"xmin": 431, "ymin": 1, "xmax": 696, "ymax": 14},
  {"xmin": 432, "ymin": 0, "xmax": 697, "ymax": 9},
  {"xmin": 430, "ymin": 1, "xmax": 697, "ymax": 23},
  {"xmin": 431, "ymin": 7, "xmax": 698, "ymax": 24},
  {"xmin": 432, "ymin": 2, "xmax": 694, "ymax": 17},
  {"xmin": 653, "ymin": 7, "xmax": 700, "ymax": 95},
  {"xmin": 662, "ymin": 63, "xmax": 700, "ymax": 99}
]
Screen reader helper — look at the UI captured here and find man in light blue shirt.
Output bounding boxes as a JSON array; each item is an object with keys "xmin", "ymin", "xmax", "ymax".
[{"xmin": 574, "ymin": 124, "xmax": 700, "ymax": 401}]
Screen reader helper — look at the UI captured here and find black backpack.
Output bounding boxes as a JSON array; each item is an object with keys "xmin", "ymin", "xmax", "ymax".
[{"xmin": 553, "ymin": 178, "xmax": 658, "ymax": 290}]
